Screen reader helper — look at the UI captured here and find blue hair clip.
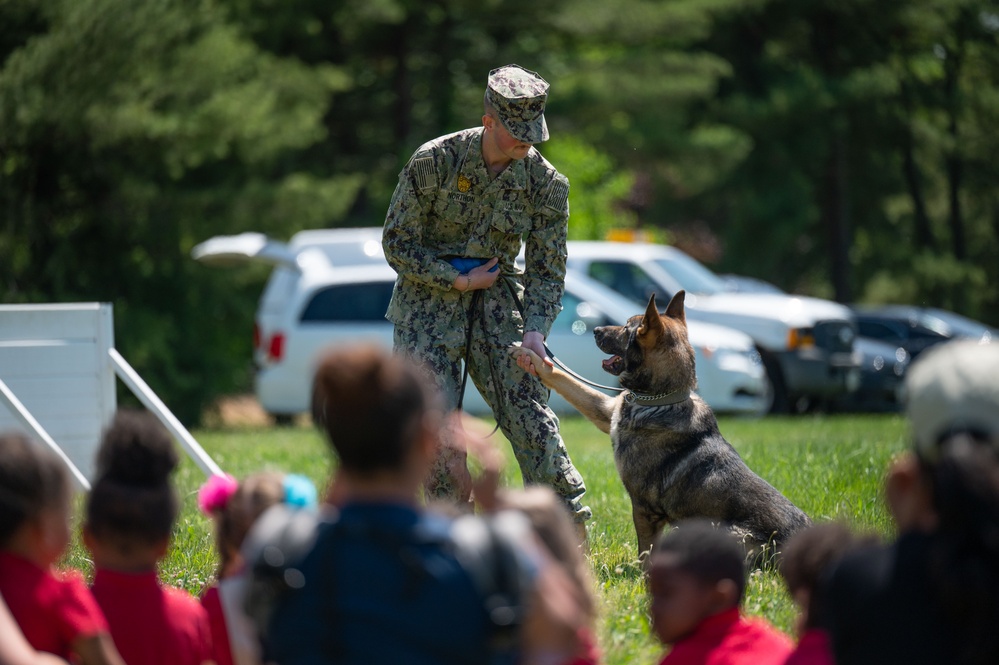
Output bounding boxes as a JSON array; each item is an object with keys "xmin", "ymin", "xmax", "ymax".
[{"xmin": 283, "ymin": 473, "xmax": 318, "ymax": 509}]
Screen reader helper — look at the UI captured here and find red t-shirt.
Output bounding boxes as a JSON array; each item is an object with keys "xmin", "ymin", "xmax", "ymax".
[
  {"xmin": 91, "ymin": 568, "xmax": 214, "ymax": 665},
  {"xmin": 558, "ymin": 626, "xmax": 602, "ymax": 665},
  {"xmin": 200, "ymin": 583, "xmax": 235, "ymax": 665},
  {"xmin": 0, "ymin": 551, "xmax": 109, "ymax": 660},
  {"xmin": 783, "ymin": 629, "xmax": 834, "ymax": 665},
  {"xmin": 659, "ymin": 608, "xmax": 794, "ymax": 665}
]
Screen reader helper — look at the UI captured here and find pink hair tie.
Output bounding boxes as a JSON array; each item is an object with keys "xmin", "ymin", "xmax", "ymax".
[{"xmin": 198, "ymin": 473, "xmax": 239, "ymax": 515}]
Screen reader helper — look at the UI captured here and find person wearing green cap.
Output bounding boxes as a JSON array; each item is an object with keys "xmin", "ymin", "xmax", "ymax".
[{"xmin": 382, "ymin": 64, "xmax": 590, "ymax": 536}]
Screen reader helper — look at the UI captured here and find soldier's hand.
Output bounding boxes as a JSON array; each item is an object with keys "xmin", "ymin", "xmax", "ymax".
[
  {"xmin": 520, "ymin": 331, "xmax": 552, "ymax": 369},
  {"xmin": 466, "ymin": 258, "xmax": 500, "ymax": 291},
  {"xmin": 511, "ymin": 342, "xmax": 554, "ymax": 381}
]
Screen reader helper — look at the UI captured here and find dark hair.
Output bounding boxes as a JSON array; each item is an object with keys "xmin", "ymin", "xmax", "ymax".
[
  {"xmin": 0, "ymin": 432, "xmax": 70, "ymax": 546},
  {"xmin": 311, "ymin": 344, "xmax": 437, "ymax": 474},
  {"xmin": 85, "ymin": 410, "xmax": 179, "ymax": 548},
  {"xmin": 652, "ymin": 519, "xmax": 747, "ymax": 602},
  {"xmin": 922, "ymin": 434, "xmax": 999, "ymax": 665},
  {"xmin": 779, "ymin": 521, "xmax": 880, "ymax": 629}
]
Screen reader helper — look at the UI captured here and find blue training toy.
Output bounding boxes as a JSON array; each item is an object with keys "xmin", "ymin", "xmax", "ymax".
[{"xmin": 448, "ymin": 257, "xmax": 499, "ymax": 275}]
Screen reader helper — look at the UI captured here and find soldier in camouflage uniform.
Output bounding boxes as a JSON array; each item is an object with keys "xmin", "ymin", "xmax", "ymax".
[{"xmin": 382, "ymin": 64, "xmax": 591, "ymax": 526}]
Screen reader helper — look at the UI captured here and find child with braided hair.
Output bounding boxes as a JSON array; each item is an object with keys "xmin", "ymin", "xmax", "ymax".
[{"xmin": 83, "ymin": 409, "xmax": 213, "ymax": 665}]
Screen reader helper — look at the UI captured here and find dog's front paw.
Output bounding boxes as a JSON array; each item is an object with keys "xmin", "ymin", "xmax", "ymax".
[{"xmin": 509, "ymin": 346, "xmax": 554, "ymax": 382}]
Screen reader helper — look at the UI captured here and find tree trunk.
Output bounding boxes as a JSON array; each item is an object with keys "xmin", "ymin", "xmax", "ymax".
[
  {"xmin": 391, "ymin": 23, "xmax": 412, "ymax": 148},
  {"xmin": 900, "ymin": 81, "xmax": 935, "ymax": 250},
  {"xmin": 942, "ymin": 26, "xmax": 966, "ymax": 261}
]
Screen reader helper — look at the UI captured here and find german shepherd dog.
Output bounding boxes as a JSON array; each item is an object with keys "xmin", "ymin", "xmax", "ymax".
[{"xmin": 512, "ymin": 291, "xmax": 811, "ymax": 560}]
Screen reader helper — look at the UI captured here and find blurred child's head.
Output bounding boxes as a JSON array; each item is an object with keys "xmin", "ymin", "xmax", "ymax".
[
  {"xmin": 648, "ymin": 520, "xmax": 746, "ymax": 646},
  {"xmin": 310, "ymin": 344, "xmax": 442, "ymax": 479},
  {"xmin": 779, "ymin": 521, "xmax": 879, "ymax": 634},
  {"xmin": 84, "ymin": 410, "xmax": 179, "ymax": 568},
  {"xmin": 893, "ymin": 340, "xmax": 999, "ymax": 535},
  {"xmin": 0, "ymin": 432, "xmax": 73, "ymax": 566},
  {"xmin": 498, "ymin": 486, "xmax": 596, "ymax": 623},
  {"xmin": 199, "ymin": 470, "xmax": 317, "ymax": 578}
]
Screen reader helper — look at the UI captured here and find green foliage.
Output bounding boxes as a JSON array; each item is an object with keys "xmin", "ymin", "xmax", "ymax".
[
  {"xmin": 61, "ymin": 413, "xmax": 907, "ymax": 665},
  {"xmin": 541, "ymin": 136, "xmax": 636, "ymax": 240},
  {"xmin": 860, "ymin": 250, "xmax": 989, "ymax": 315}
]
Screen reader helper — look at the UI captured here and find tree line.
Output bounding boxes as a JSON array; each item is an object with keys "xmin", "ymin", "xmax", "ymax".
[{"xmin": 2, "ymin": 0, "xmax": 996, "ymax": 423}]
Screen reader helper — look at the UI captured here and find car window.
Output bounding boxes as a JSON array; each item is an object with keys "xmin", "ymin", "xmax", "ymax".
[
  {"xmin": 586, "ymin": 261, "xmax": 661, "ymax": 304},
  {"xmin": 857, "ymin": 320, "xmax": 905, "ymax": 341},
  {"xmin": 908, "ymin": 325, "xmax": 946, "ymax": 341},
  {"xmin": 651, "ymin": 255, "xmax": 726, "ymax": 296},
  {"xmin": 300, "ymin": 282, "xmax": 394, "ymax": 322}
]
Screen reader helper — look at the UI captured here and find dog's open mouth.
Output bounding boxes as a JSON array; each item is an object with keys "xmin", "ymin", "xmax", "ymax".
[{"xmin": 602, "ymin": 355, "xmax": 624, "ymax": 376}]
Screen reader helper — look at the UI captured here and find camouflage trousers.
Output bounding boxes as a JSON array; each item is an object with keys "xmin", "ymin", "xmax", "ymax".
[{"xmin": 393, "ymin": 319, "xmax": 591, "ymax": 523}]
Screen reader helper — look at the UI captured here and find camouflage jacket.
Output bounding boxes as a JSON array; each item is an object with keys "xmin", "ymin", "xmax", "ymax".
[{"xmin": 382, "ymin": 127, "xmax": 570, "ymax": 340}]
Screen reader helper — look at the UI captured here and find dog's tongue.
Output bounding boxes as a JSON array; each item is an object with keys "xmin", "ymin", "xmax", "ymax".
[{"xmin": 602, "ymin": 355, "xmax": 624, "ymax": 376}]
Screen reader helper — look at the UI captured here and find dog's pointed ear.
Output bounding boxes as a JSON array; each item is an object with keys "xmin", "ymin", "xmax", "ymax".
[
  {"xmin": 664, "ymin": 290, "xmax": 686, "ymax": 324},
  {"xmin": 639, "ymin": 293, "xmax": 665, "ymax": 336}
]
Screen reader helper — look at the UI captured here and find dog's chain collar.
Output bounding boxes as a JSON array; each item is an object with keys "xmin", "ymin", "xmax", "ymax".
[{"xmin": 624, "ymin": 388, "xmax": 691, "ymax": 407}]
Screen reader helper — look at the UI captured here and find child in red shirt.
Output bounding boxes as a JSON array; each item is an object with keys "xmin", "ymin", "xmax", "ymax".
[
  {"xmin": 82, "ymin": 410, "xmax": 214, "ymax": 665},
  {"xmin": 0, "ymin": 432, "xmax": 124, "ymax": 665},
  {"xmin": 648, "ymin": 519, "xmax": 793, "ymax": 665},
  {"xmin": 197, "ymin": 470, "xmax": 317, "ymax": 665},
  {"xmin": 778, "ymin": 521, "xmax": 879, "ymax": 665}
]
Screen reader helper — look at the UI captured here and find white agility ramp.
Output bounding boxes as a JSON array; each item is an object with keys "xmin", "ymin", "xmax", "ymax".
[{"xmin": 0, "ymin": 303, "xmax": 222, "ymax": 491}]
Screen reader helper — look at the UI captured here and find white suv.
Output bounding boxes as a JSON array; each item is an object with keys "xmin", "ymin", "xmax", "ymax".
[
  {"xmin": 192, "ymin": 229, "xmax": 771, "ymax": 421},
  {"xmin": 566, "ymin": 241, "xmax": 862, "ymax": 413}
]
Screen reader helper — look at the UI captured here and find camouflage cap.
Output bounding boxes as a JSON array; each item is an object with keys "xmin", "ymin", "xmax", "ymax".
[{"xmin": 486, "ymin": 64, "xmax": 550, "ymax": 144}]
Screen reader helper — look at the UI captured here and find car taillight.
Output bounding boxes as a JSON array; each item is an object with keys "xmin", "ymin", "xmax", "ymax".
[{"xmin": 268, "ymin": 333, "xmax": 285, "ymax": 362}]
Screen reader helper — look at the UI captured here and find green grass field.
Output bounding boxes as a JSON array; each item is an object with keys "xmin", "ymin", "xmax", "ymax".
[{"xmin": 65, "ymin": 412, "xmax": 908, "ymax": 665}]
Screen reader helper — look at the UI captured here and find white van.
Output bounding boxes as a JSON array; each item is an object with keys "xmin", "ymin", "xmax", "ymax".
[
  {"xmin": 565, "ymin": 241, "xmax": 862, "ymax": 413},
  {"xmin": 192, "ymin": 229, "xmax": 771, "ymax": 421}
]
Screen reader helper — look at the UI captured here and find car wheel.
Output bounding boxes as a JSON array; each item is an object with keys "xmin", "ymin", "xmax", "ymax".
[{"xmin": 758, "ymin": 349, "xmax": 790, "ymax": 415}]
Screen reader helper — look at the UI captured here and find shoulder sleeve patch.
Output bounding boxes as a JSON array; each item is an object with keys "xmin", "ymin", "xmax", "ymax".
[
  {"xmin": 412, "ymin": 155, "xmax": 437, "ymax": 192},
  {"xmin": 544, "ymin": 174, "xmax": 569, "ymax": 213}
]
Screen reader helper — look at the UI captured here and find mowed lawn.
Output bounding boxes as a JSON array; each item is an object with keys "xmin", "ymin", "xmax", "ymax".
[{"xmin": 65, "ymin": 412, "xmax": 908, "ymax": 665}]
